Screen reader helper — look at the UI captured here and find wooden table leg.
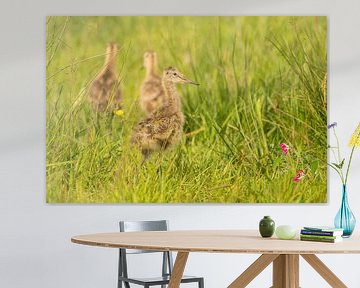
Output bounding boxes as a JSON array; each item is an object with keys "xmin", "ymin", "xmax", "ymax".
[
  {"xmin": 301, "ymin": 254, "xmax": 347, "ymax": 288},
  {"xmin": 228, "ymin": 254, "xmax": 279, "ymax": 288},
  {"xmin": 272, "ymin": 254, "xmax": 299, "ymax": 288},
  {"xmin": 168, "ymin": 252, "xmax": 189, "ymax": 288},
  {"xmin": 288, "ymin": 255, "xmax": 299, "ymax": 288}
]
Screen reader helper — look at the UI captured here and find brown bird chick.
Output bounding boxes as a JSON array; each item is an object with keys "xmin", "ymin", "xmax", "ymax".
[
  {"xmin": 132, "ymin": 67, "xmax": 199, "ymax": 161},
  {"xmin": 139, "ymin": 51, "xmax": 166, "ymax": 115},
  {"xmin": 89, "ymin": 42, "xmax": 122, "ymax": 113}
]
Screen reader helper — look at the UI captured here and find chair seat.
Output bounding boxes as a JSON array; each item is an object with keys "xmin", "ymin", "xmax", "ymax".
[{"xmin": 119, "ymin": 274, "xmax": 203, "ymax": 286}]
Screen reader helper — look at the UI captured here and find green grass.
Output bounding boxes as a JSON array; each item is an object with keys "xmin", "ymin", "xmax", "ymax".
[{"xmin": 46, "ymin": 16, "xmax": 327, "ymax": 203}]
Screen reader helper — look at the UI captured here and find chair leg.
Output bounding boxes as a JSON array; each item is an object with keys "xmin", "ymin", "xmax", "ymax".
[{"xmin": 199, "ymin": 278, "xmax": 204, "ymax": 288}]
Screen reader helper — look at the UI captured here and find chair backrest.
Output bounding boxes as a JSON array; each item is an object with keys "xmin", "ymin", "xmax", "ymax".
[
  {"xmin": 118, "ymin": 220, "xmax": 174, "ymax": 281},
  {"xmin": 120, "ymin": 220, "xmax": 168, "ymax": 232},
  {"xmin": 119, "ymin": 220, "xmax": 169, "ymax": 254}
]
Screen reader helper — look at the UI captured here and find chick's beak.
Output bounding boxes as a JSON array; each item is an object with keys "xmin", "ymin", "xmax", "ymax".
[
  {"xmin": 186, "ymin": 78, "xmax": 200, "ymax": 85},
  {"xmin": 180, "ymin": 75, "xmax": 199, "ymax": 85}
]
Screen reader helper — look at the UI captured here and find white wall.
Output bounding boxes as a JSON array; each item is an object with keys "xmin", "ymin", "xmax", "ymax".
[{"xmin": 1, "ymin": 0, "xmax": 360, "ymax": 287}]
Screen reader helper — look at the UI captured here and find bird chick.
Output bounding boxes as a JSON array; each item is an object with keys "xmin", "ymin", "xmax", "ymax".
[
  {"xmin": 139, "ymin": 51, "xmax": 166, "ymax": 115},
  {"xmin": 132, "ymin": 67, "xmax": 199, "ymax": 160},
  {"xmin": 89, "ymin": 42, "xmax": 122, "ymax": 113}
]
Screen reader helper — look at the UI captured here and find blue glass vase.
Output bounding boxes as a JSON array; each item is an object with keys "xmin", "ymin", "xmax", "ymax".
[{"xmin": 334, "ymin": 185, "xmax": 356, "ymax": 237}]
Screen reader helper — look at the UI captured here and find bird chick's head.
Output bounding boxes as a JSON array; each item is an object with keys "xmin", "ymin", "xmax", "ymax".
[
  {"xmin": 163, "ymin": 67, "xmax": 199, "ymax": 85},
  {"xmin": 143, "ymin": 50, "xmax": 157, "ymax": 69},
  {"xmin": 105, "ymin": 42, "xmax": 118, "ymax": 66},
  {"xmin": 106, "ymin": 42, "xmax": 118, "ymax": 56}
]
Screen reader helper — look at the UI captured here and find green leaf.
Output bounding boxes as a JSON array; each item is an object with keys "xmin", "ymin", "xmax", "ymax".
[
  {"xmin": 273, "ymin": 156, "xmax": 283, "ymax": 169},
  {"xmin": 339, "ymin": 158, "xmax": 345, "ymax": 169},
  {"xmin": 332, "ymin": 162, "xmax": 341, "ymax": 169},
  {"xmin": 311, "ymin": 160, "xmax": 319, "ymax": 174}
]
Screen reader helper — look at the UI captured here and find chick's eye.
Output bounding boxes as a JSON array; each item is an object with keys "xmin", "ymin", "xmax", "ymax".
[{"xmin": 173, "ymin": 73, "xmax": 177, "ymax": 76}]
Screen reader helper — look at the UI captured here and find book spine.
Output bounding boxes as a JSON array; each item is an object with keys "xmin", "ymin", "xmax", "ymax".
[
  {"xmin": 301, "ymin": 230, "xmax": 336, "ymax": 236},
  {"xmin": 300, "ymin": 237, "xmax": 337, "ymax": 243},
  {"xmin": 300, "ymin": 234, "xmax": 338, "ymax": 240}
]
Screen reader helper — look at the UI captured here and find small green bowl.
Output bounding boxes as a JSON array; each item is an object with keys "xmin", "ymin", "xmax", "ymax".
[{"xmin": 275, "ymin": 225, "xmax": 297, "ymax": 240}]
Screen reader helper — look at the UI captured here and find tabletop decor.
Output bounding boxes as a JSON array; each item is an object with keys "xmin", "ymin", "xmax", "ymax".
[
  {"xmin": 275, "ymin": 225, "xmax": 297, "ymax": 240},
  {"xmin": 46, "ymin": 16, "xmax": 327, "ymax": 203},
  {"xmin": 300, "ymin": 226, "xmax": 343, "ymax": 243},
  {"xmin": 259, "ymin": 216, "xmax": 275, "ymax": 237},
  {"xmin": 328, "ymin": 122, "xmax": 360, "ymax": 237}
]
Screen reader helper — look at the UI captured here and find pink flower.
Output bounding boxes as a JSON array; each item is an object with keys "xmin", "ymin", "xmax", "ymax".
[
  {"xmin": 280, "ymin": 143, "xmax": 289, "ymax": 156},
  {"xmin": 293, "ymin": 170, "xmax": 305, "ymax": 183}
]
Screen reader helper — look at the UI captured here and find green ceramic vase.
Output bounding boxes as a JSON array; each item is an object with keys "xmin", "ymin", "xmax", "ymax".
[{"xmin": 259, "ymin": 216, "xmax": 275, "ymax": 237}]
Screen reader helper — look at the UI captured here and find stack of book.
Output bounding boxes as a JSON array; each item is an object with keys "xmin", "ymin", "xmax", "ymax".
[{"xmin": 300, "ymin": 226, "xmax": 344, "ymax": 243}]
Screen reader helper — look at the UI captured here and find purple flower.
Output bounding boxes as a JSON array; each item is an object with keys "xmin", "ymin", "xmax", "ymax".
[{"xmin": 327, "ymin": 122, "xmax": 337, "ymax": 129}]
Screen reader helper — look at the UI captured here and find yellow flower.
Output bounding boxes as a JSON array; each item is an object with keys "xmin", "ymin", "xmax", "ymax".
[
  {"xmin": 349, "ymin": 122, "xmax": 360, "ymax": 147},
  {"xmin": 114, "ymin": 109, "xmax": 124, "ymax": 117}
]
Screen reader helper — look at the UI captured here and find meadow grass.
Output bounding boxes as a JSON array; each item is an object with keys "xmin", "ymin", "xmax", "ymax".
[{"xmin": 46, "ymin": 16, "xmax": 327, "ymax": 203}]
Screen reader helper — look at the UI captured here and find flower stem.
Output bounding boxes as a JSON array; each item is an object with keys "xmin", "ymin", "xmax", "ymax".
[
  {"xmin": 345, "ymin": 145, "xmax": 356, "ymax": 185},
  {"xmin": 334, "ymin": 127, "xmax": 342, "ymax": 163},
  {"xmin": 331, "ymin": 127, "xmax": 345, "ymax": 184},
  {"xmin": 328, "ymin": 163, "xmax": 345, "ymax": 182}
]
